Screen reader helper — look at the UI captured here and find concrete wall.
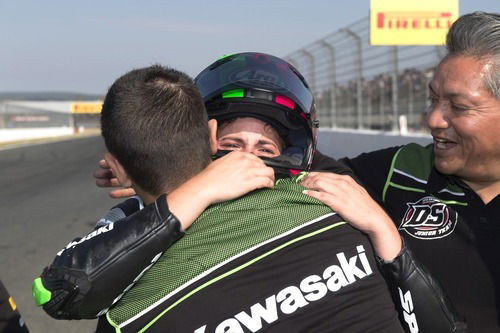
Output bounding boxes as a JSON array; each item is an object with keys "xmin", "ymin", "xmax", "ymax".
[
  {"xmin": 0, "ymin": 127, "xmax": 74, "ymax": 143},
  {"xmin": 0, "ymin": 126, "xmax": 433, "ymax": 157},
  {"xmin": 317, "ymin": 128, "xmax": 432, "ymax": 159}
]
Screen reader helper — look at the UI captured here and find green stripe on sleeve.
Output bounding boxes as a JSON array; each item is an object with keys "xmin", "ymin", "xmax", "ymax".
[{"xmin": 382, "ymin": 147, "xmax": 404, "ymax": 202}]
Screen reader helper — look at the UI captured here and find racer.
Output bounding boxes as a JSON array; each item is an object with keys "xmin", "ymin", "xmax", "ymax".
[{"xmin": 34, "ymin": 53, "xmax": 467, "ymax": 332}]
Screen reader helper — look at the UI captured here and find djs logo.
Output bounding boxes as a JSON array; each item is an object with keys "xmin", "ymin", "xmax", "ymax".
[{"xmin": 400, "ymin": 196, "xmax": 458, "ymax": 239}]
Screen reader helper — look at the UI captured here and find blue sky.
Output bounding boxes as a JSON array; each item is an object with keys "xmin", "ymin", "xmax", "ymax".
[{"xmin": 1, "ymin": 0, "xmax": 498, "ymax": 94}]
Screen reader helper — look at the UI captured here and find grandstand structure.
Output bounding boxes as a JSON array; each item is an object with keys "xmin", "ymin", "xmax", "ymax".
[
  {"xmin": 0, "ymin": 100, "xmax": 101, "ymax": 143},
  {"xmin": 0, "ymin": 100, "xmax": 102, "ymax": 129},
  {"xmin": 285, "ymin": 17, "xmax": 445, "ymax": 133}
]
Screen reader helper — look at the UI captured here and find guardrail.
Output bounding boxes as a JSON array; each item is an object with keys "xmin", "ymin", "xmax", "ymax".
[{"xmin": 285, "ymin": 17, "xmax": 444, "ymax": 133}]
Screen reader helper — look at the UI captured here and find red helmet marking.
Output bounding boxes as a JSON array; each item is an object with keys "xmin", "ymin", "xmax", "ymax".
[{"xmin": 275, "ymin": 95, "xmax": 295, "ymax": 110}]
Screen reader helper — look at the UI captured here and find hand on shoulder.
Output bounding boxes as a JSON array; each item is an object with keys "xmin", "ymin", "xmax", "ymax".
[{"xmin": 301, "ymin": 172, "xmax": 402, "ymax": 260}]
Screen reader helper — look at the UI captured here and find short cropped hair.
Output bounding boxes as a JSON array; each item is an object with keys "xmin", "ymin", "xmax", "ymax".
[
  {"xmin": 446, "ymin": 11, "xmax": 500, "ymax": 98},
  {"xmin": 101, "ymin": 65, "xmax": 211, "ymax": 196}
]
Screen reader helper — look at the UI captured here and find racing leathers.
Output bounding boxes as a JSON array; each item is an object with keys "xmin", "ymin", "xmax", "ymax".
[
  {"xmin": 32, "ymin": 196, "xmax": 183, "ymax": 319},
  {"xmin": 34, "ymin": 153, "xmax": 468, "ymax": 332},
  {"xmin": 98, "ymin": 176, "xmax": 405, "ymax": 332}
]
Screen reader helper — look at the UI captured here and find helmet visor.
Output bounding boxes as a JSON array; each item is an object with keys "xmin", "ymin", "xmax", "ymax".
[{"xmin": 195, "ymin": 53, "xmax": 314, "ymax": 115}]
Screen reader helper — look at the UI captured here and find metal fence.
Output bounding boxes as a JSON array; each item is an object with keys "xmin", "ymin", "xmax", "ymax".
[{"xmin": 285, "ymin": 17, "xmax": 447, "ymax": 133}]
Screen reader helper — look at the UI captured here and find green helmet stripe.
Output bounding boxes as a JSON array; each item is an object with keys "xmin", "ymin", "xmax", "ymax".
[{"xmin": 222, "ymin": 88, "xmax": 244, "ymax": 98}]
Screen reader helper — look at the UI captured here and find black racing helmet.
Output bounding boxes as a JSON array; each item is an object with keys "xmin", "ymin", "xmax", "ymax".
[{"xmin": 195, "ymin": 52, "xmax": 319, "ymax": 171}]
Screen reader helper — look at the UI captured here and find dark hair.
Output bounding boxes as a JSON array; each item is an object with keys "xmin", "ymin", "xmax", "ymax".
[
  {"xmin": 101, "ymin": 65, "xmax": 211, "ymax": 196},
  {"xmin": 446, "ymin": 11, "xmax": 500, "ymax": 97}
]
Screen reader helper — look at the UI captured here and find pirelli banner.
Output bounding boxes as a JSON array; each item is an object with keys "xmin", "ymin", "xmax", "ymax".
[
  {"xmin": 70, "ymin": 102, "xmax": 103, "ymax": 114},
  {"xmin": 370, "ymin": 0, "xmax": 459, "ymax": 45}
]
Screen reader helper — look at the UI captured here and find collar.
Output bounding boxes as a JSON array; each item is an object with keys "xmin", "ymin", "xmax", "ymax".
[
  {"xmin": 426, "ymin": 167, "xmax": 471, "ymax": 194},
  {"xmin": 427, "ymin": 164, "xmax": 500, "ymax": 208}
]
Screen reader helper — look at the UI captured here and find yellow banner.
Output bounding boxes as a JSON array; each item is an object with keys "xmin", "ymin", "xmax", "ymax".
[
  {"xmin": 370, "ymin": 0, "xmax": 459, "ymax": 45},
  {"xmin": 70, "ymin": 103, "xmax": 103, "ymax": 114}
]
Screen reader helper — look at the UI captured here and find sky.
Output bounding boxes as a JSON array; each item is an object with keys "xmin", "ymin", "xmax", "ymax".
[{"xmin": 1, "ymin": 0, "xmax": 498, "ymax": 95}]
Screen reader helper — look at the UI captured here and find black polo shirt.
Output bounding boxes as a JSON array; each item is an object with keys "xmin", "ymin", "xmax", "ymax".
[{"xmin": 342, "ymin": 144, "xmax": 500, "ymax": 333}]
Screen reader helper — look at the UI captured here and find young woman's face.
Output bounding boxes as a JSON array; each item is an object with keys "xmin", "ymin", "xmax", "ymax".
[{"xmin": 216, "ymin": 117, "xmax": 283, "ymax": 158}]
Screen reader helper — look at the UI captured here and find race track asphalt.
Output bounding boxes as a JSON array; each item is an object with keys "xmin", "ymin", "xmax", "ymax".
[{"xmin": 0, "ymin": 136, "xmax": 116, "ymax": 333}]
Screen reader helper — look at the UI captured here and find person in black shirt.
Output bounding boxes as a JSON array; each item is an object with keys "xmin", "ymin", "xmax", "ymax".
[{"xmin": 301, "ymin": 11, "xmax": 500, "ymax": 333}]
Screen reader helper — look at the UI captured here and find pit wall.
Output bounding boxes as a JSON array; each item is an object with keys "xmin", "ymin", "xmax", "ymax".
[{"xmin": 317, "ymin": 128, "xmax": 432, "ymax": 159}]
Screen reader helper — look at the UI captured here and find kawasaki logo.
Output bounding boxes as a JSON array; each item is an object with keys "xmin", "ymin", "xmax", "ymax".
[
  {"xmin": 56, "ymin": 223, "xmax": 114, "ymax": 256},
  {"xmin": 400, "ymin": 196, "xmax": 458, "ymax": 240},
  {"xmin": 194, "ymin": 245, "xmax": 373, "ymax": 333}
]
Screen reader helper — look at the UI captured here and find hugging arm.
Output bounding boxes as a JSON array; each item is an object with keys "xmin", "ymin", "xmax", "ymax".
[
  {"xmin": 380, "ymin": 243, "xmax": 469, "ymax": 333},
  {"xmin": 301, "ymin": 171, "xmax": 468, "ymax": 332},
  {"xmin": 33, "ymin": 152, "xmax": 275, "ymax": 319},
  {"xmin": 35, "ymin": 195, "xmax": 182, "ymax": 319}
]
